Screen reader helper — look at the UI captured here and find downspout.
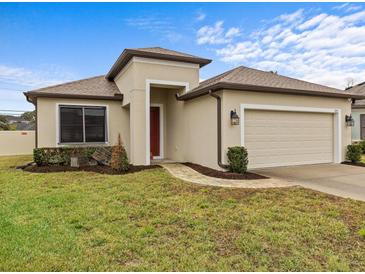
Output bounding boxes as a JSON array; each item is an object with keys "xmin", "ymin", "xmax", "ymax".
[
  {"xmin": 176, "ymin": 90, "xmax": 228, "ymax": 169},
  {"xmin": 25, "ymin": 93, "xmax": 38, "ymax": 148},
  {"xmin": 209, "ymin": 90, "xmax": 229, "ymax": 169},
  {"xmin": 34, "ymin": 99, "xmax": 38, "ymax": 148}
]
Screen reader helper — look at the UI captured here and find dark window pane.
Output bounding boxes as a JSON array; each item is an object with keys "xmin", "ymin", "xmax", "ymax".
[
  {"xmin": 85, "ymin": 107, "xmax": 106, "ymax": 142},
  {"xmin": 60, "ymin": 107, "xmax": 83, "ymax": 143}
]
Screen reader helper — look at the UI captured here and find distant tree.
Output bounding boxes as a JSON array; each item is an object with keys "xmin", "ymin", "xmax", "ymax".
[
  {"xmin": 0, "ymin": 115, "xmax": 10, "ymax": 130},
  {"xmin": 346, "ymin": 77, "xmax": 355, "ymax": 89},
  {"xmin": 21, "ymin": 110, "xmax": 36, "ymax": 122}
]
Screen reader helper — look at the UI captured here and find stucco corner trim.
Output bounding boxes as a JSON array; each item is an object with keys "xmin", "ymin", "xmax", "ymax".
[{"xmin": 239, "ymin": 103, "xmax": 342, "ymax": 164}]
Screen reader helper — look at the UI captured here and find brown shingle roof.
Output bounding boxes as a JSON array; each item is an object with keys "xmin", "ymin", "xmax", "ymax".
[
  {"xmin": 24, "ymin": 76, "xmax": 123, "ymax": 103},
  {"xmin": 106, "ymin": 47, "xmax": 211, "ymax": 80},
  {"xmin": 178, "ymin": 66, "xmax": 365, "ymax": 100},
  {"xmin": 346, "ymin": 82, "xmax": 365, "ymax": 107}
]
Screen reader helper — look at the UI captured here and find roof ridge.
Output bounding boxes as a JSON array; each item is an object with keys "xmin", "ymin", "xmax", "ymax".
[
  {"xmin": 26, "ymin": 75, "xmax": 106, "ymax": 93},
  {"xmin": 240, "ymin": 65, "xmax": 342, "ymax": 92},
  {"xmin": 198, "ymin": 66, "xmax": 243, "ymax": 86}
]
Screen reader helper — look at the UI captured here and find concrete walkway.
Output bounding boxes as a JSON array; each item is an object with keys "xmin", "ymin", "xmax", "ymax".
[{"xmin": 161, "ymin": 163, "xmax": 296, "ymax": 188}]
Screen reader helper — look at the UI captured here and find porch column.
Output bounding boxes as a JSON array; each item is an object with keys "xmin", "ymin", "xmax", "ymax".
[{"xmin": 130, "ymin": 89, "xmax": 148, "ymax": 165}]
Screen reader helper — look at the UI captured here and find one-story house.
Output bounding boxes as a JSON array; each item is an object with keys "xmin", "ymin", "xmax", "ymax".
[
  {"xmin": 346, "ymin": 83, "xmax": 365, "ymax": 141},
  {"xmin": 24, "ymin": 47, "xmax": 365, "ymax": 169}
]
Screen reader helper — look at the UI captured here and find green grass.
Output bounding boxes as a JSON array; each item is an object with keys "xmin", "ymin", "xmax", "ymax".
[
  {"xmin": 362, "ymin": 154, "xmax": 365, "ymax": 163},
  {"xmin": 1, "ymin": 155, "xmax": 365, "ymax": 271}
]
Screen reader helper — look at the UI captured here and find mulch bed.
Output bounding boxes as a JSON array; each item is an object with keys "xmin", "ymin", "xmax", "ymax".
[
  {"xmin": 22, "ymin": 164, "xmax": 161, "ymax": 175},
  {"xmin": 342, "ymin": 161, "xmax": 365, "ymax": 167},
  {"xmin": 183, "ymin": 162, "xmax": 268, "ymax": 180}
]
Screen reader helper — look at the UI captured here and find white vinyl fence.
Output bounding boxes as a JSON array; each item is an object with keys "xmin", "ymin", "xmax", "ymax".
[{"xmin": 0, "ymin": 130, "xmax": 35, "ymax": 156}]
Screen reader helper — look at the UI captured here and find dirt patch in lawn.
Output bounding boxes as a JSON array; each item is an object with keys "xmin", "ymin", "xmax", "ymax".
[
  {"xmin": 23, "ymin": 164, "xmax": 161, "ymax": 175},
  {"xmin": 183, "ymin": 162, "xmax": 268, "ymax": 180}
]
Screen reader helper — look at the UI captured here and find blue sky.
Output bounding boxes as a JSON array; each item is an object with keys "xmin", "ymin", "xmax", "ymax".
[{"xmin": 1, "ymin": 2, "xmax": 365, "ymax": 111}]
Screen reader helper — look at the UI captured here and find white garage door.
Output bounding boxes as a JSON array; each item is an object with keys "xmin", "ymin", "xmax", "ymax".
[{"xmin": 244, "ymin": 110, "xmax": 334, "ymax": 169}]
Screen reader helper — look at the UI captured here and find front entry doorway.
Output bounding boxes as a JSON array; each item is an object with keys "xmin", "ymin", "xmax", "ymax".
[{"xmin": 150, "ymin": 105, "xmax": 162, "ymax": 159}]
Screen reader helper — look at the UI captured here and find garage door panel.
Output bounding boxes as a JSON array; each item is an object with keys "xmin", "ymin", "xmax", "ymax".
[
  {"xmin": 244, "ymin": 110, "xmax": 334, "ymax": 169},
  {"xmin": 247, "ymin": 147, "xmax": 333, "ymax": 156},
  {"xmin": 246, "ymin": 130, "xmax": 333, "ymax": 138},
  {"xmin": 249, "ymin": 142, "xmax": 333, "ymax": 152},
  {"xmin": 246, "ymin": 136, "xmax": 333, "ymax": 143}
]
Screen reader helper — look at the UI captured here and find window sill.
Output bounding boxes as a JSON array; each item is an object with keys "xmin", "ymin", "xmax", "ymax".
[{"xmin": 57, "ymin": 142, "xmax": 109, "ymax": 146}]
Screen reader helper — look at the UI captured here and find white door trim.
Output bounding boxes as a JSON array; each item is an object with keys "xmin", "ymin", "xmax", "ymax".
[
  {"xmin": 239, "ymin": 103, "xmax": 342, "ymax": 164},
  {"xmin": 150, "ymin": 103, "xmax": 164, "ymax": 160},
  {"xmin": 145, "ymin": 79, "xmax": 189, "ymax": 165}
]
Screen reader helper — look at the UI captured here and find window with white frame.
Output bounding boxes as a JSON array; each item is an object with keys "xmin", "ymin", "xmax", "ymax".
[{"xmin": 59, "ymin": 105, "xmax": 107, "ymax": 143}]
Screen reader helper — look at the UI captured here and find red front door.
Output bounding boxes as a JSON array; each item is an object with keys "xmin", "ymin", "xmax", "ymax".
[{"xmin": 150, "ymin": 106, "xmax": 160, "ymax": 158}]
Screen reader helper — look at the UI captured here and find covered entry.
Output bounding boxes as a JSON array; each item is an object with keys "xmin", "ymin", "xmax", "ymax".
[{"xmin": 240, "ymin": 104, "xmax": 341, "ymax": 169}]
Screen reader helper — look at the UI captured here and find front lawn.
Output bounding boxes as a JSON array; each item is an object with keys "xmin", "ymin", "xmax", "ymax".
[{"xmin": 1, "ymin": 156, "xmax": 365, "ymax": 271}]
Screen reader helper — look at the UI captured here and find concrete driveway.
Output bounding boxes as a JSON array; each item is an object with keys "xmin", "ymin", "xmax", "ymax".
[{"xmin": 255, "ymin": 163, "xmax": 365, "ymax": 201}]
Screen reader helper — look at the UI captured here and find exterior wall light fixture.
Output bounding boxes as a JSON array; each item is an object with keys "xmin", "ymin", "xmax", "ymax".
[
  {"xmin": 230, "ymin": 109, "xmax": 240, "ymax": 125},
  {"xmin": 345, "ymin": 115, "xmax": 355, "ymax": 127}
]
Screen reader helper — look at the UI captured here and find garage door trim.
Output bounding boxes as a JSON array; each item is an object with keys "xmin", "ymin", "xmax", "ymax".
[{"xmin": 240, "ymin": 104, "xmax": 342, "ymax": 164}]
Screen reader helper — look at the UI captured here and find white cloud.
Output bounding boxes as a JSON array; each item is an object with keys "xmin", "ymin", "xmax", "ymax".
[
  {"xmin": 279, "ymin": 9, "xmax": 304, "ymax": 24},
  {"xmin": 0, "ymin": 64, "xmax": 74, "ymax": 88},
  {"xmin": 197, "ymin": 21, "xmax": 241, "ymax": 45},
  {"xmin": 0, "ymin": 64, "xmax": 75, "ymax": 110},
  {"xmin": 207, "ymin": 7, "xmax": 365, "ymax": 89},
  {"xmin": 333, "ymin": 3, "xmax": 361, "ymax": 13},
  {"xmin": 125, "ymin": 15, "xmax": 183, "ymax": 43},
  {"xmin": 297, "ymin": 13, "xmax": 328, "ymax": 30},
  {"xmin": 225, "ymin": 27, "xmax": 241, "ymax": 38},
  {"xmin": 196, "ymin": 11, "xmax": 206, "ymax": 21}
]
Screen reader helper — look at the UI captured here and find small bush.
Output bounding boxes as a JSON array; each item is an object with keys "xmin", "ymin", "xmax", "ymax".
[
  {"xmin": 346, "ymin": 144, "xmax": 362, "ymax": 163},
  {"xmin": 359, "ymin": 140, "xmax": 365, "ymax": 154},
  {"xmin": 33, "ymin": 146, "xmax": 111, "ymax": 166},
  {"xmin": 227, "ymin": 146, "xmax": 248, "ymax": 174},
  {"xmin": 111, "ymin": 134, "xmax": 129, "ymax": 171},
  {"xmin": 33, "ymin": 148, "xmax": 47, "ymax": 166}
]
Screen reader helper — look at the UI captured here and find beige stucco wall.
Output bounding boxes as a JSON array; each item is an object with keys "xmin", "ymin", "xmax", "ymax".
[
  {"xmin": 182, "ymin": 94, "xmax": 218, "ymax": 168},
  {"xmin": 114, "ymin": 57, "xmax": 200, "ymax": 164},
  {"xmin": 0, "ymin": 131, "xmax": 35, "ymax": 156},
  {"xmin": 221, "ymin": 90, "xmax": 352, "ymax": 167},
  {"xmin": 36, "ymin": 97, "xmax": 130, "ymax": 156}
]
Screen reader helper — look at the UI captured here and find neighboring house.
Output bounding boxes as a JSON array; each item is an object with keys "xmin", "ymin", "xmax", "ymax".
[
  {"xmin": 346, "ymin": 83, "xmax": 365, "ymax": 141},
  {"xmin": 4, "ymin": 115, "xmax": 35, "ymax": 130},
  {"xmin": 24, "ymin": 47, "xmax": 365, "ymax": 169}
]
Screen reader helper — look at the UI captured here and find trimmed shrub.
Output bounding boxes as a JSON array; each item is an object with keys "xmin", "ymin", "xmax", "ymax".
[
  {"xmin": 227, "ymin": 146, "xmax": 249, "ymax": 174},
  {"xmin": 359, "ymin": 140, "xmax": 365, "ymax": 154},
  {"xmin": 346, "ymin": 144, "xmax": 362, "ymax": 163},
  {"xmin": 33, "ymin": 148, "xmax": 48, "ymax": 166},
  {"xmin": 111, "ymin": 134, "xmax": 129, "ymax": 171},
  {"xmin": 33, "ymin": 146, "xmax": 109, "ymax": 166}
]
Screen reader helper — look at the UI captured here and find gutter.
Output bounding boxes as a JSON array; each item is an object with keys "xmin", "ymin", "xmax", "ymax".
[
  {"xmin": 23, "ymin": 92, "xmax": 124, "ymax": 102},
  {"xmin": 176, "ymin": 82, "xmax": 365, "ymax": 101},
  {"xmin": 177, "ymin": 90, "xmax": 228, "ymax": 169}
]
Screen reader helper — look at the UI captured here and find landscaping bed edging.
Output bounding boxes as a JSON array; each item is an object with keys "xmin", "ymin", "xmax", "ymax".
[
  {"xmin": 22, "ymin": 164, "xmax": 161, "ymax": 175},
  {"xmin": 183, "ymin": 162, "xmax": 268, "ymax": 180}
]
